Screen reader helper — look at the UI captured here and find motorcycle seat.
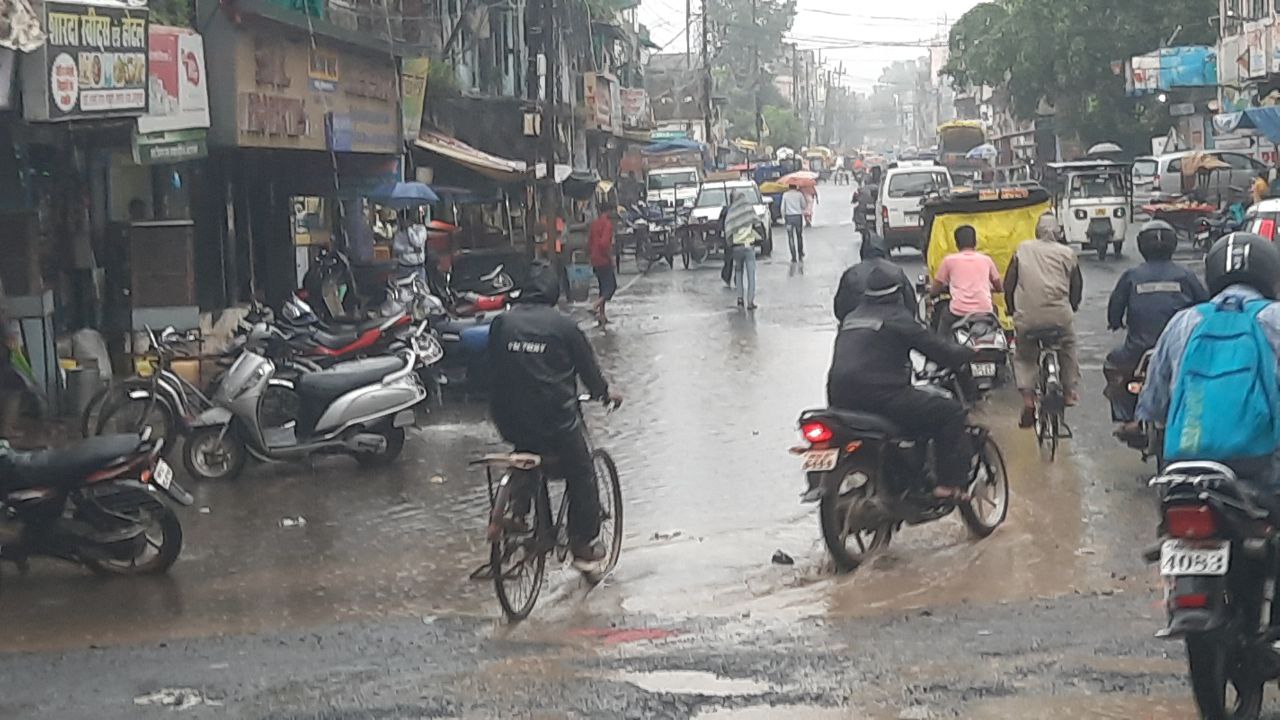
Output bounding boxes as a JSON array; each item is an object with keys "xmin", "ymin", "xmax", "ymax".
[
  {"xmin": 310, "ymin": 317, "xmax": 389, "ymax": 350},
  {"xmin": 800, "ymin": 408, "xmax": 905, "ymax": 439},
  {"xmin": 295, "ymin": 356, "xmax": 405, "ymax": 407},
  {"xmin": 2, "ymin": 434, "xmax": 144, "ymax": 490}
]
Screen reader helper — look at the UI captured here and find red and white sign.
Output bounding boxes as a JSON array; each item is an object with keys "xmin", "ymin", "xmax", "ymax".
[{"xmin": 137, "ymin": 25, "xmax": 209, "ymax": 134}]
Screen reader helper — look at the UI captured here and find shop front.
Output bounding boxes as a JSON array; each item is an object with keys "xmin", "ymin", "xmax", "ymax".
[
  {"xmin": 201, "ymin": 7, "xmax": 402, "ymax": 306},
  {"xmin": 7, "ymin": 0, "xmax": 150, "ymax": 395}
]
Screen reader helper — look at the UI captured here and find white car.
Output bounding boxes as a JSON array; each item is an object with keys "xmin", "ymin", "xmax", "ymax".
[{"xmin": 877, "ymin": 165, "xmax": 953, "ymax": 251}]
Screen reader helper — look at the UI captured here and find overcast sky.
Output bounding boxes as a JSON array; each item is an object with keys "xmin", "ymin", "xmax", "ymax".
[{"xmin": 640, "ymin": 0, "xmax": 984, "ymax": 92}]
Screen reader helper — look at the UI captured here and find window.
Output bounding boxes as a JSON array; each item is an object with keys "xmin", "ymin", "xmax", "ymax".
[
  {"xmin": 1221, "ymin": 153, "xmax": 1258, "ymax": 171},
  {"xmin": 648, "ymin": 171, "xmax": 699, "ymax": 190},
  {"xmin": 887, "ymin": 172, "xmax": 948, "ymax": 199},
  {"xmin": 1167, "ymin": 158, "xmax": 1182, "ymax": 174},
  {"xmin": 1132, "ymin": 159, "xmax": 1157, "ymax": 181},
  {"xmin": 1069, "ymin": 173, "xmax": 1125, "ymax": 199}
]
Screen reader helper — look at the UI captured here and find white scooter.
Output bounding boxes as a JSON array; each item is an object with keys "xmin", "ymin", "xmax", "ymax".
[{"xmin": 181, "ymin": 324, "xmax": 444, "ymax": 481}]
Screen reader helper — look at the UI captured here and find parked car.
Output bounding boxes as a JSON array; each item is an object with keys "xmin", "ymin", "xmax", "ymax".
[
  {"xmin": 877, "ymin": 165, "xmax": 953, "ymax": 251},
  {"xmin": 686, "ymin": 180, "xmax": 774, "ymax": 259},
  {"xmin": 1131, "ymin": 155, "xmax": 1158, "ymax": 211},
  {"xmin": 1150, "ymin": 150, "xmax": 1264, "ymax": 205}
]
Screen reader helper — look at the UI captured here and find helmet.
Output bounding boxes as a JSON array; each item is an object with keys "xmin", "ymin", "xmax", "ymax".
[
  {"xmin": 1205, "ymin": 232, "xmax": 1280, "ymax": 299},
  {"xmin": 1136, "ymin": 220, "xmax": 1178, "ymax": 261}
]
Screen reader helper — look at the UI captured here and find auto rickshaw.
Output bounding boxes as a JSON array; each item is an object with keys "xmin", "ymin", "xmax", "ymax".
[
  {"xmin": 1044, "ymin": 160, "xmax": 1132, "ymax": 260},
  {"xmin": 921, "ymin": 185, "xmax": 1054, "ymax": 330}
]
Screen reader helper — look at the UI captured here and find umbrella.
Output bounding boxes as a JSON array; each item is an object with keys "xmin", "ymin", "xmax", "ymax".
[
  {"xmin": 966, "ymin": 143, "xmax": 998, "ymax": 160},
  {"xmin": 366, "ymin": 181, "xmax": 439, "ymax": 209},
  {"xmin": 426, "ymin": 219, "xmax": 459, "ymax": 233},
  {"xmin": 778, "ymin": 171, "xmax": 819, "ymax": 188},
  {"xmin": 1086, "ymin": 142, "xmax": 1124, "ymax": 157}
]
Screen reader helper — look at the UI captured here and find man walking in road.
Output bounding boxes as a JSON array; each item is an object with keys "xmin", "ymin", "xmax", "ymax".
[
  {"xmin": 1005, "ymin": 213, "xmax": 1083, "ymax": 428},
  {"xmin": 588, "ymin": 206, "xmax": 617, "ymax": 326},
  {"xmin": 781, "ymin": 184, "xmax": 806, "ymax": 262}
]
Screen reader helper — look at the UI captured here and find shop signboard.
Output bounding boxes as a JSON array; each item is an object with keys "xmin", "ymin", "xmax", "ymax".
[
  {"xmin": 132, "ymin": 128, "xmax": 207, "ymax": 165},
  {"xmin": 22, "ymin": 1, "xmax": 149, "ymax": 121},
  {"xmin": 137, "ymin": 25, "xmax": 209, "ymax": 135},
  {"xmin": 1246, "ymin": 22, "xmax": 1268, "ymax": 80},
  {"xmin": 583, "ymin": 72, "xmax": 617, "ymax": 133},
  {"xmin": 400, "ymin": 57, "xmax": 429, "ymax": 141},
  {"xmin": 620, "ymin": 87, "xmax": 651, "ymax": 129},
  {"xmin": 219, "ymin": 32, "xmax": 400, "ymax": 153}
]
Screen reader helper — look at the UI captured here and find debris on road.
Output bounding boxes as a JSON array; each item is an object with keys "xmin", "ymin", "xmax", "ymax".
[
  {"xmin": 279, "ymin": 516, "xmax": 307, "ymax": 528},
  {"xmin": 772, "ymin": 550, "xmax": 795, "ymax": 565},
  {"xmin": 430, "ymin": 474, "xmax": 447, "ymax": 484},
  {"xmin": 651, "ymin": 530, "xmax": 683, "ymax": 541},
  {"xmin": 133, "ymin": 688, "xmax": 221, "ymax": 709}
]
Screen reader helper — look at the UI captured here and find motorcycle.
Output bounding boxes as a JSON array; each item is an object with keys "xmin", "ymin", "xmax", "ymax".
[
  {"xmin": 1112, "ymin": 349, "xmax": 1163, "ymax": 466},
  {"xmin": 794, "ymin": 367, "xmax": 1010, "ymax": 572},
  {"xmin": 1195, "ymin": 211, "xmax": 1243, "ymax": 253},
  {"xmin": 0, "ymin": 431, "xmax": 192, "ymax": 577},
  {"xmin": 1148, "ymin": 462, "xmax": 1280, "ymax": 719},
  {"xmin": 180, "ymin": 324, "xmax": 444, "ymax": 482},
  {"xmin": 951, "ymin": 312, "xmax": 1011, "ymax": 400}
]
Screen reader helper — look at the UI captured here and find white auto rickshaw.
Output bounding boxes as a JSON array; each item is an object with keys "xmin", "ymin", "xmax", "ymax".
[{"xmin": 1045, "ymin": 160, "xmax": 1133, "ymax": 260}]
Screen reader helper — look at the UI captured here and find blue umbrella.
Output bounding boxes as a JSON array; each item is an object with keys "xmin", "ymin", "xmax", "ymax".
[
  {"xmin": 966, "ymin": 143, "xmax": 998, "ymax": 160},
  {"xmin": 366, "ymin": 181, "xmax": 440, "ymax": 209}
]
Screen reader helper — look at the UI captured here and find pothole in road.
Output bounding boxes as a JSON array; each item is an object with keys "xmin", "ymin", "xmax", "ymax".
[{"xmin": 614, "ymin": 669, "xmax": 772, "ymax": 696}]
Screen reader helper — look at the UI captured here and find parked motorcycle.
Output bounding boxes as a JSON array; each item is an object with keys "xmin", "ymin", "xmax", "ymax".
[
  {"xmin": 0, "ymin": 431, "xmax": 192, "ymax": 577},
  {"xmin": 181, "ymin": 324, "xmax": 444, "ymax": 481},
  {"xmin": 795, "ymin": 367, "xmax": 1010, "ymax": 572},
  {"xmin": 1148, "ymin": 462, "xmax": 1280, "ymax": 719}
]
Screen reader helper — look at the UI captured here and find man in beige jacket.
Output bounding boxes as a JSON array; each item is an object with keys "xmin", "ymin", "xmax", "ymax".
[{"xmin": 1004, "ymin": 213, "xmax": 1083, "ymax": 428}]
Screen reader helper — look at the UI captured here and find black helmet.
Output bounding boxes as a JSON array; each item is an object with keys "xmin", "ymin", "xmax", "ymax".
[
  {"xmin": 863, "ymin": 265, "xmax": 904, "ymax": 302},
  {"xmin": 1205, "ymin": 232, "xmax": 1280, "ymax": 299},
  {"xmin": 1136, "ymin": 220, "xmax": 1178, "ymax": 261}
]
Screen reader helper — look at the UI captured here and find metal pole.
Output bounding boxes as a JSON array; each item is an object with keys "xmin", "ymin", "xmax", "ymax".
[{"xmin": 702, "ymin": 0, "xmax": 712, "ymax": 148}]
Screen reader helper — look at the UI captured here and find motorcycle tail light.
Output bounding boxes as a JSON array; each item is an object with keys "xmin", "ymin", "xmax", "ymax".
[
  {"xmin": 1166, "ymin": 504, "xmax": 1219, "ymax": 540},
  {"xmin": 1173, "ymin": 592, "xmax": 1209, "ymax": 609},
  {"xmin": 801, "ymin": 421, "xmax": 833, "ymax": 444},
  {"xmin": 1126, "ymin": 382, "xmax": 1143, "ymax": 394},
  {"xmin": 1260, "ymin": 218, "xmax": 1276, "ymax": 241}
]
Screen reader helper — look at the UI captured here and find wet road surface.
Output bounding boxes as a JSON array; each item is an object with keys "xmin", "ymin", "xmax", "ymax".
[{"xmin": 0, "ymin": 197, "xmax": 1249, "ymax": 718}]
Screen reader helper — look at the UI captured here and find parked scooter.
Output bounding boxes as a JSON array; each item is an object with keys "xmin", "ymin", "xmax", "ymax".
[
  {"xmin": 0, "ymin": 430, "xmax": 192, "ymax": 577},
  {"xmin": 181, "ymin": 324, "xmax": 444, "ymax": 481}
]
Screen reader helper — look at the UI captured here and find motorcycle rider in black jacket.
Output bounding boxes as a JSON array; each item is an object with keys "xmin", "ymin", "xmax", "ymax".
[
  {"xmin": 834, "ymin": 232, "xmax": 915, "ymax": 321},
  {"xmin": 488, "ymin": 263, "xmax": 623, "ymax": 562},
  {"xmin": 827, "ymin": 266, "xmax": 975, "ymax": 499},
  {"xmin": 1105, "ymin": 220, "xmax": 1207, "ymax": 436}
]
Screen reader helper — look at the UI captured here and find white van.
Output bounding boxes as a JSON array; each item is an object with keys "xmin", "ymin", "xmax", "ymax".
[{"xmin": 877, "ymin": 165, "xmax": 953, "ymax": 250}]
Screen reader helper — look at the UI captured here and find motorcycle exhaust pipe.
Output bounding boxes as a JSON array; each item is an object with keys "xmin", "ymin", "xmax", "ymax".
[{"xmin": 346, "ymin": 433, "xmax": 388, "ymax": 454}]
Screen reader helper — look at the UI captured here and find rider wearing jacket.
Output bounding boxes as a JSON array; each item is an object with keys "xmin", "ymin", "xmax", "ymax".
[
  {"xmin": 488, "ymin": 263, "xmax": 622, "ymax": 561},
  {"xmin": 1105, "ymin": 220, "xmax": 1207, "ymax": 429},
  {"xmin": 834, "ymin": 233, "xmax": 915, "ymax": 321},
  {"xmin": 827, "ymin": 266, "xmax": 975, "ymax": 499}
]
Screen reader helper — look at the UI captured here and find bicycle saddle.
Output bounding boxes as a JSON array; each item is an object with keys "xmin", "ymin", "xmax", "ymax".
[{"xmin": 470, "ymin": 453, "xmax": 542, "ymax": 471}]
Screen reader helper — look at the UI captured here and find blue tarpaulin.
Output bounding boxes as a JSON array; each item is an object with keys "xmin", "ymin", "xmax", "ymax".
[
  {"xmin": 642, "ymin": 138, "xmax": 706, "ymax": 155},
  {"xmin": 1159, "ymin": 46, "xmax": 1217, "ymax": 88},
  {"xmin": 1216, "ymin": 107, "xmax": 1280, "ymax": 144}
]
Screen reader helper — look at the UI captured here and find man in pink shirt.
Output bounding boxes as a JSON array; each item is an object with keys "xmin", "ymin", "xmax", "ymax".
[{"xmin": 929, "ymin": 225, "xmax": 1003, "ymax": 334}]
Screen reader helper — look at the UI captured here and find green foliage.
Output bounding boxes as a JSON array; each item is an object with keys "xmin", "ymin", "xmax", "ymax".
[
  {"xmin": 941, "ymin": 0, "xmax": 1216, "ymax": 148},
  {"xmin": 762, "ymin": 104, "xmax": 804, "ymax": 148},
  {"xmin": 707, "ymin": 0, "xmax": 796, "ymax": 140},
  {"xmin": 149, "ymin": 0, "xmax": 194, "ymax": 26}
]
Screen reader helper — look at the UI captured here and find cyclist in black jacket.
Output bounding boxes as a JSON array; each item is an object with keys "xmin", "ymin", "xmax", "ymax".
[{"xmin": 489, "ymin": 263, "xmax": 623, "ymax": 562}]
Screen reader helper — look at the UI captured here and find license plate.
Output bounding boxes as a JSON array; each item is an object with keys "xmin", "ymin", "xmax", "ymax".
[
  {"xmin": 803, "ymin": 449, "xmax": 839, "ymax": 472},
  {"xmin": 1094, "ymin": 208, "xmax": 1108, "ymax": 217},
  {"xmin": 971, "ymin": 362, "xmax": 997, "ymax": 378},
  {"xmin": 153, "ymin": 459, "xmax": 173, "ymax": 490},
  {"xmin": 1160, "ymin": 539, "xmax": 1229, "ymax": 576}
]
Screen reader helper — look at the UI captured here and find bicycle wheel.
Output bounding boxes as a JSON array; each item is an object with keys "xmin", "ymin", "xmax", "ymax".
[
  {"xmin": 589, "ymin": 449, "xmax": 623, "ymax": 580},
  {"xmin": 1049, "ymin": 411, "xmax": 1061, "ymax": 462},
  {"xmin": 96, "ymin": 392, "xmax": 178, "ymax": 457},
  {"xmin": 490, "ymin": 473, "xmax": 548, "ymax": 621}
]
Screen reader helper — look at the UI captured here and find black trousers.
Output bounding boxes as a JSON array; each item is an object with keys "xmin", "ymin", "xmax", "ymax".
[
  {"xmin": 832, "ymin": 386, "xmax": 971, "ymax": 489},
  {"xmin": 514, "ymin": 426, "xmax": 600, "ymax": 544},
  {"xmin": 1103, "ymin": 346, "xmax": 1142, "ymax": 423}
]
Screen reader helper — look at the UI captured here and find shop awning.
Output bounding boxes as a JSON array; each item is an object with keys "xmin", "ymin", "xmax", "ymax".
[
  {"xmin": 1215, "ymin": 108, "xmax": 1280, "ymax": 145},
  {"xmin": 414, "ymin": 129, "xmax": 528, "ymax": 182}
]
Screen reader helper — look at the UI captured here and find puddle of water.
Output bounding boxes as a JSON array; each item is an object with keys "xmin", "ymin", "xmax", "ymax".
[
  {"xmin": 614, "ymin": 670, "xmax": 772, "ymax": 697},
  {"xmin": 965, "ymin": 693, "xmax": 1196, "ymax": 720},
  {"xmin": 693, "ymin": 705, "xmax": 851, "ymax": 719}
]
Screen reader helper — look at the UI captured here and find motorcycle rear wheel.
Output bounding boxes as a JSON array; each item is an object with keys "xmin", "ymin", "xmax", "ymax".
[
  {"xmin": 819, "ymin": 458, "xmax": 893, "ymax": 572},
  {"xmin": 82, "ymin": 494, "xmax": 183, "ymax": 576},
  {"xmin": 355, "ymin": 425, "xmax": 406, "ymax": 468},
  {"xmin": 1187, "ymin": 633, "xmax": 1263, "ymax": 720}
]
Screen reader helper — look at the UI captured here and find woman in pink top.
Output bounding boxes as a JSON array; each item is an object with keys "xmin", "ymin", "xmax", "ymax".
[{"xmin": 928, "ymin": 225, "xmax": 1003, "ymax": 334}]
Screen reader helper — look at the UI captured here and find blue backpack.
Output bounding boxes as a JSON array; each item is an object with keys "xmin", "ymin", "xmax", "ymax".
[{"xmin": 1165, "ymin": 298, "xmax": 1280, "ymax": 461}]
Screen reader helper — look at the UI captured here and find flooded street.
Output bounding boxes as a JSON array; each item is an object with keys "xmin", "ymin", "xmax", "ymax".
[{"xmin": 0, "ymin": 199, "xmax": 1230, "ymax": 718}]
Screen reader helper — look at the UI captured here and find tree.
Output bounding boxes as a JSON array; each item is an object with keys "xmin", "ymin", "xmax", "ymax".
[
  {"xmin": 762, "ymin": 104, "xmax": 805, "ymax": 149},
  {"xmin": 705, "ymin": 0, "xmax": 797, "ymax": 141},
  {"xmin": 941, "ymin": 0, "xmax": 1216, "ymax": 150}
]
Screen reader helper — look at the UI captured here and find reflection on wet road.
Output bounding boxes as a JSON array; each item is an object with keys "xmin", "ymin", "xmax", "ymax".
[{"xmin": 0, "ymin": 198, "xmax": 1211, "ymax": 718}]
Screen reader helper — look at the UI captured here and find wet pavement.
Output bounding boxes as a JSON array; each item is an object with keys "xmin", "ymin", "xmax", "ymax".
[{"xmin": 0, "ymin": 197, "xmax": 1253, "ymax": 718}]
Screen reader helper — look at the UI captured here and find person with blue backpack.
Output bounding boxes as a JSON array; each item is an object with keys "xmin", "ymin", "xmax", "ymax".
[{"xmin": 1137, "ymin": 232, "xmax": 1280, "ymax": 485}]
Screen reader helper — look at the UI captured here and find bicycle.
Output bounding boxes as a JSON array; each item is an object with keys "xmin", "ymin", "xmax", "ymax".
[
  {"xmin": 1025, "ymin": 328, "xmax": 1073, "ymax": 461},
  {"xmin": 473, "ymin": 397, "xmax": 622, "ymax": 621}
]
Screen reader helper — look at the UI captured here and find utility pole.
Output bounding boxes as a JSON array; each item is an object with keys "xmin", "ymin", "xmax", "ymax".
[
  {"xmin": 542, "ymin": 0, "xmax": 558, "ymax": 177},
  {"xmin": 685, "ymin": 0, "xmax": 691, "ymax": 68},
  {"xmin": 701, "ymin": 0, "xmax": 712, "ymax": 148},
  {"xmin": 751, "ymin": 0, "xmax": 762, "ymax": 146}
]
